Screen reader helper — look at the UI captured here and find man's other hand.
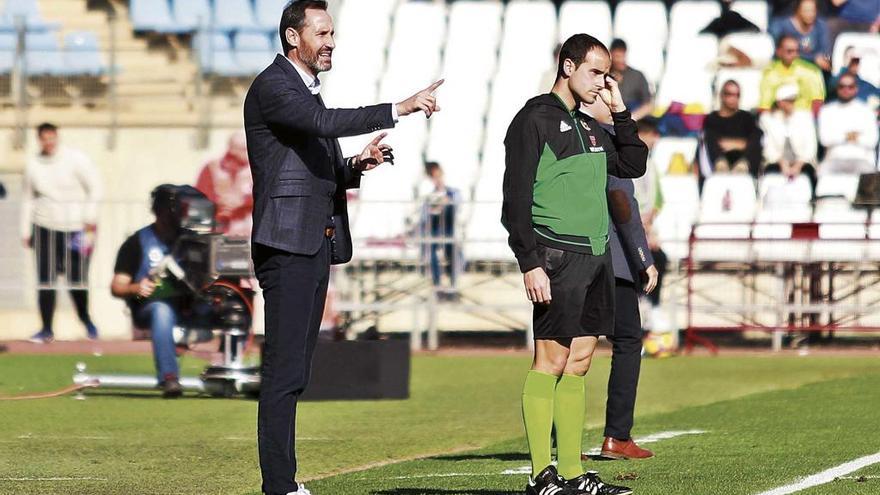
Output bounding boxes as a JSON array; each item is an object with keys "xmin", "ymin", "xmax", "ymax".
[
  {"xmin": 134, "ymin": 279, "xmax": 156, "ymax": 299},
  {"xmin": 643, "ymin": 265, "xmax": 658, "ymax": 294},
  {"xmin": 353, "ymin": 132, "xmax": 394, "ymax": 172},
  {"xmin": 524, "ymin": 267, "xmax": 551, "ymax": 304}
]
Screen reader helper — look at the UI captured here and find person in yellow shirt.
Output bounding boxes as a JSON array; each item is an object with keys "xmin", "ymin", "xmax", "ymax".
[{"xmin": 759, "ymin": 35, "xmax": 825, "ymax": 114}]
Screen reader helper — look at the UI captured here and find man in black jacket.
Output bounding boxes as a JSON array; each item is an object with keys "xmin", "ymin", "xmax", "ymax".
[
  {"xmin": 244, "ymin": 2, "xmax": 441, "ymax": 494},
  {"xmin": 502, "ymin": 33, "xmax": 646, "ymax": 495}
]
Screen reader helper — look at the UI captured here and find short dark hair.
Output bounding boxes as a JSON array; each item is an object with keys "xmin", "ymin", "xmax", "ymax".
[
  {"xmin": 610, "ymin": 38, "xmax": 627, "ymax": 52},
  {"xmin": 36, "ymin": 122, "xmax": 57, "ymax": 136},
  {"xmin": 279, "ymin": 0, "xmax": 328, "ymax": 55},
  {"xmin": 637, "ymin": 117, "xmax": 660, "ymax": 136},
  {"xmin": 557, "ymin": 33, "xmax": 609, "ymax": 79},
  {"xmin": 776, "ymin": 34, "xmax": 799, "ymax": 49},
  {"xmin": 424, "ymin": 161, "xmax": 441, "ymax": 176},
  {"xmin": 721, "ymin": 79, "xmax": 740, "ymax": 92}
]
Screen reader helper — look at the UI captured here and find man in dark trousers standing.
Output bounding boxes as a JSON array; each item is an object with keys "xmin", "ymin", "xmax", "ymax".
[
  {"xmin": 243, "ymin": 2, "xmax": 441, "ymax": 494},
  {"xmin": 599, "ymin": 176, "xmax": 658, "ymax": 460}
]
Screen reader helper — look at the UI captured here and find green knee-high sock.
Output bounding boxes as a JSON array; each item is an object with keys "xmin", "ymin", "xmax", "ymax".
[
  {"xmin": 522, "ymin": 370, "xmax": 559, "ymax": 478},
  {"xmin": 554, "ymin": 373, "xmax": 586, "ymax": 479}
]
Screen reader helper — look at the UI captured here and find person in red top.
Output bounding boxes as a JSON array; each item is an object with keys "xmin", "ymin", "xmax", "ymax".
[{"xmin": 195, "ymin": 130, "xmax": 254, "ymax": 237}]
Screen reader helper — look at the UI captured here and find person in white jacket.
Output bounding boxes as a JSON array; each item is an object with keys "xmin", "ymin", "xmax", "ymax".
[
  {"xmin": 21, "ymin": 123, "xmax": 103, "ymax": 343},
  {"xmin": 818, "ymin": 73, "xmax": 879, "ymax": 174},
  {"xmin": 759, "ymin": 84, "xmax": 818, "ymax": 191}
]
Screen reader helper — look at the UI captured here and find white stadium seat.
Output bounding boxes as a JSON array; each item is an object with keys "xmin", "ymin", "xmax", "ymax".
[
  {"xmin": 559, "ymin": 1, "xmax": 612, "ymax": 46},
  {"xmin": 498, "ymin": 1, "xmax": 557, "ymax": 72},
  {"xmin": 812, "ymin": 197, "xmax": 868, "ymax": 261},
  {"xmin": 613, "ymin": 1, "xmax": 667, "ymax": 86},
  {"xmin": 654, "ymin": 175, "xmax": 700, "ymax": 260},
  {"xmin": 668, "ymin": 1, "xmax": 720, "ymax": 44},
  {"xmin": 816, "ymin": 174, "xmax": 860, "ymax": 202},
  {"xmin": 443, "ymin": 1, "xmax": 503, "ymax": 84},
  {"xmin": 655, "ymin": 67, "xmax": 715, "ymax": 110},
  {"xmin": 693, "ymin": 175, "xmax": 756, "ymax": 261},
  {"xmin": 730, "ymin": 0, "xmax": 768, "ymax": 32},
  {"xmin": 464, "ymin": 201, "xmax": 514, "ymax": 262},
  {"xmin": 666, "ymin": 34, "xmax": 718, "ymax": 73}
]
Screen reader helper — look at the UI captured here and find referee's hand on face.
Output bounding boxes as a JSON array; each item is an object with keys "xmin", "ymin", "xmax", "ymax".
[{"xmin": 524, "ymin": 267, "xmax": 551, "ymax": 304}]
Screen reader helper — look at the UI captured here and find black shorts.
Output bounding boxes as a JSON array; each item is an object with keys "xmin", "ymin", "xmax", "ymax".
[{"xmin": 533, "ymin": 244, "xmax": 615, "ymax": 339}]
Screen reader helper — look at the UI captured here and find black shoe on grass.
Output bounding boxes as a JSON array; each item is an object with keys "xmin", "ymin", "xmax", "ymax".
[
  {"xmin": 526, "ymin": 465, "xmax": 578, "ymax": 495},
  {"xmin": 566, "ymin": 471, "xmax": 632, "ymax": 495}
]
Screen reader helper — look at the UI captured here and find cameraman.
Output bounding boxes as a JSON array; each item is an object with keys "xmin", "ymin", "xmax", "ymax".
[{"xmin": 110, "ymin": 185, "xmax": 193, "ymax": 398}]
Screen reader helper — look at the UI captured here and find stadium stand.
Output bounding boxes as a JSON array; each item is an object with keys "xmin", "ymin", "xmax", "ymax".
[{"xmin": 2, "ymin": 0, "xmax": 879, "ymax": 343}]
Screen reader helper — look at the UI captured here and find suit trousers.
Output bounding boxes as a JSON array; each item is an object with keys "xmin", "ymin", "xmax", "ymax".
[
  {"xmin": 604, "ymin": 279, "xmax": 643, "ymax": 440},
  {"xmin": 254, "ymin": 239, "xmax": 331, "ymax": 495}
]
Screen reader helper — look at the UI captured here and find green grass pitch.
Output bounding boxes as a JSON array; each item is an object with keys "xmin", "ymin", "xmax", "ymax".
[{"xmin": 1, "ymin": 352, "xmax": 879, "ymax": 494}]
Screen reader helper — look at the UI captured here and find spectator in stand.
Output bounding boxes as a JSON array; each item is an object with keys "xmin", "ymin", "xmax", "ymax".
[
  {"xmin": 418, "ymin": 161, "xmax": 460, "ymax": 299},
  {"xmin": 703, "ymin": 80, "xmax": 763, "ymax": 176},
  {"xmin": 759, "ymin": 84, "xmax": 819, "ymax": 190},
  {"xmin": 770, "ymin": 0, "xmax": 832, "ymax": 72},
  {"xmin": 771, "ymin": 0, "xmax": 833, "ymax": 22},
  {"xmin": 633, "ymin": 119, "xmax": 669, "ymax": 332},
  {"xmin": 609, "ymin": 39, "xmax": 654, "ymax": 121},
  {"xmin": 831, "ymin": 46, "xmax": 880, "ymax": 108},
  {"xmin": 826, "ymin": 0, "xmax": 880, "ymax": 45},
  {"xmin": 194, "ymin": 130, "xmax": 253, "ymax": 237},
  {"xmin": 21, "ymin": 123, "xmax": 102, "ymax": 344},
  {"xmin": 818, "ymin": 73, "xmax": 879, "ymax": 173},
  {"xmin": 759, "ymin": 35, "xmax": 826, "ymax": 114}
]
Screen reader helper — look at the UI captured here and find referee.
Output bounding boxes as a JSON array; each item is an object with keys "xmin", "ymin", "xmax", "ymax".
[{"xmin": 502, "ymin": 34, "xmax": 647, "ymax": 495}]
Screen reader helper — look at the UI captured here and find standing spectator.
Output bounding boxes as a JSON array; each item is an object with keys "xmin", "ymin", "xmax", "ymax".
[
  {"xmin": 703, "ymin": 80, "xmax": 763, "ymax": 176},
  {"xmin": 826, "ymin": 0, "xmax": 880, "ymax": 45},
  {"xmin": 759, "ymin": 35, "xmax": 826, "ymax": 114},
  {"xmin": 770, "ymin": 0, "xmax": 832, "ymax": 71},
  {"xmin": 21, "ymin": 123, "xmax": 102, "ymax": 343},
  {"xmin": 194, "ymin": 130, "xmax": 253, "ymax": 237},
  {"xmin": 831, "ymin": 46, "xmax": 880, "ymax": 107},
  {"xmin": 418, "ymin": 162, "xmax": 460, "ymax": 298},
  {"xmin": 759, "ymin": 85, "xmax": 819, "ymax": 189},
  {"xmin": 818, "ymin": 73, "xmax": 879, "ymax": 173},
  {"xmin": 609, "ymin": 39, "xmax": 654, "ymax": 121},
  {"xmin": 771, "ymin": 0, "xmax": 833, "ymax": 20}
]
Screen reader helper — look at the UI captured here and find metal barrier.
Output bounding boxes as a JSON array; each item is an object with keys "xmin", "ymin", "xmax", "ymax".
[{"xmin": 685, "ymin": 221, "xmax": 880, "ymax": 353}]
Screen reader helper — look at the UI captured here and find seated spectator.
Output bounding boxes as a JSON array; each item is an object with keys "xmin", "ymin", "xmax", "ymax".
[
  {"xmin": 110, "ymin": 185, "xmax": 208, "ymax": 398},
  {"xmin": 703, "ymin": 80, "xmax": 763, "ymax": 176},
  {"xmin": 417, "ymin": 162, "xmax": 460, "ymax": 299},
  {"xmin": 831, "ymin": 46, "xmax": 880, "ymax": 108},
  {"xmin": 769, "ymin": 0, "xmax": 832, "ymax": 71},
  {"xmin": 759, "ymin": 35, "xmax": 826, "ymax": 114},
  {"xmin": 826, "ymin": 0, "xmax": 880, "ymax": 45},
  {"xmin": 759, "ymin": 85, "xmax": 819, "ymax": 190},
  {"xmin": 818, "ymin": 73, "xmax": 879, "ymax": 174},
  {"xmin": 609, "ymin": 39, "xmax": 654, "ymax": 121},
  {"xmin": 770, "ymin": 0, "xmax": 833, "ymax": 22},
  {"xmin": 194, "ymin": 130, "xmax": 253, "ymax": 237}
]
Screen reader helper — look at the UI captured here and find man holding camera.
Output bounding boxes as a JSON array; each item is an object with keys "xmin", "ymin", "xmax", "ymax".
[{"xmin": 110, "ymin": 185, "xmax": 195, "ymax": 398}]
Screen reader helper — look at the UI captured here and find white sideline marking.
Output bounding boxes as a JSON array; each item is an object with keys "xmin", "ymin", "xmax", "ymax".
[
  {"xmin": 15, "ymin": 435, "xmax": 110, "ymax": 440},
  {"xmin": 499, "ymin": 430, "xmax": 708, "ymax": 475},
  {"xmin": 0, "ymin": 477, "xmax": 108, "ymax": 481},
  {"xmin": 754, "ymin": 451, "xmax": 880, "ymax": 495}
]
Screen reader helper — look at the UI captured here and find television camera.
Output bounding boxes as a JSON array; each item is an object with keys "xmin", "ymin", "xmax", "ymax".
[{"xmin": 74, "ymin": 185, "xmax": 261, "ymax": 398}]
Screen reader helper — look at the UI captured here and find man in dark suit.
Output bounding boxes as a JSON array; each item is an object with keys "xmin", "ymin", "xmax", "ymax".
[
  {"xmin": 599, "ymin": 176, "xmax": 658, "ymax": 460},
  {"xmin": 243, "ymin": 2, "xmax": 442, "ymax": 494}
]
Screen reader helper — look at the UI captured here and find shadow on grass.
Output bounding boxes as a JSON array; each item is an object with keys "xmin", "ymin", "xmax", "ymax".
[{"xmin": 435, "ymin": 453, "xmax": 529, "ymax": 462}]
